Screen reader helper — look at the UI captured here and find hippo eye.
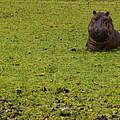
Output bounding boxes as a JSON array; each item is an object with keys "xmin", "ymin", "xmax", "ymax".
[
  {"xmin": 95, "ymin": 17, "xmax": 98, "ymax": 21},
  {"xmin": 93, "ymin": 16, "xmax": 98, "ymax": 22},
  {"xmin": 103, "ymin": 16, "xmax": 108, "ymax": 22},
  {"xmin": 104, "ymin": 18, "xmax": 108, "ymax": 21}
]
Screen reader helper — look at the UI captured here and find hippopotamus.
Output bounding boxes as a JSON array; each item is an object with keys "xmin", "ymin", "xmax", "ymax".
[{"xmin": 86, "ymin": 11, "xmax": 120, "ymax": 51}]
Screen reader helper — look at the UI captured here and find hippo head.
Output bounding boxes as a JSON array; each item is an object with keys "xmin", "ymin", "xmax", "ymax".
[{"xmin": 88, "ymin": 11, "xmax": 114, "ymax": 42}]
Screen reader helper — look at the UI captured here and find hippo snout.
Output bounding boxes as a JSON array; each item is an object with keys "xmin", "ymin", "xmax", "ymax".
[{"xmin": 89, "ymin": 25, "xmax": 109, "ymax": 41}]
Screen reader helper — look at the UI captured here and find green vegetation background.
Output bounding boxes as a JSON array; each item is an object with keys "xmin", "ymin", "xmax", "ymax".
[{"xmin": 0, "ymin": 0, "xmax": 120, "ymax": 119}]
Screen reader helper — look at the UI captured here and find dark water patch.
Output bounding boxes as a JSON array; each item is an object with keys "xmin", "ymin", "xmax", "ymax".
[{"xmin": 0, "ymin": 99, "xmax": 23, "ymax": 120}]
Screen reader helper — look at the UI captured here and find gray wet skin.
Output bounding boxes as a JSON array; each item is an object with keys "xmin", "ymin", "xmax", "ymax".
[{"xmin": 86, "ymin": 11, "xmax": 120, "ymax": 51}]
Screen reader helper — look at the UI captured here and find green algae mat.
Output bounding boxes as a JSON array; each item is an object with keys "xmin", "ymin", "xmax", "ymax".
[{"xmin": 0, "ymin": 0, "xmax": 120, "ymax": 119}]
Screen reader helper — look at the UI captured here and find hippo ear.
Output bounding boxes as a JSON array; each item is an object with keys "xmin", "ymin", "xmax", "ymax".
[
  {"xmin": 93, "ymin": 11, "xmax": 96, "ymax": 15},
  {"xmin": 106, "ymin": 12, "xmax": 109, "ymax": 16}
]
